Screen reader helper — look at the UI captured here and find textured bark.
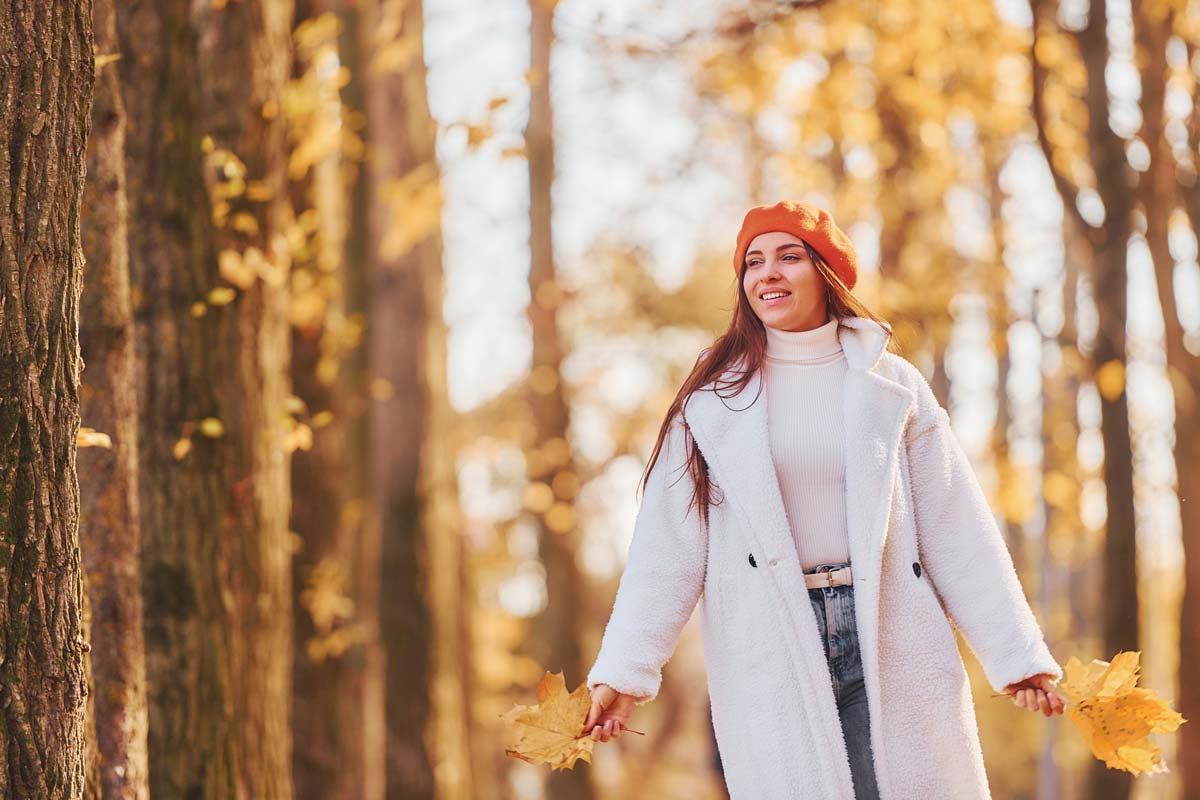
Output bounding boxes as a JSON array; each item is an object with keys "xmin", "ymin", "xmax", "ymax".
[
  {"xmin": 78, "ymin": 0, "xmax": 150, "ymax": 795},
  {"xmin": 117, "ymin": 0, "xmax": 295, "ymax": 796},
  {"xmin": 525, "ymin": 1, "xmax": 591, "ymax": 799},
  {"xmin": 0, "ymin": 1, "xmax": 94, "ymax": 797},
  {"xmin": 289, "ymin": 2, "xmax": 386, "ymax": 797}
]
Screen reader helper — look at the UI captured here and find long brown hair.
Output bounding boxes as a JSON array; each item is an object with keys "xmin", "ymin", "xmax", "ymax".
[{"xmin": 640, "ymin": 238, "xmax": 900, "ymax": 533}]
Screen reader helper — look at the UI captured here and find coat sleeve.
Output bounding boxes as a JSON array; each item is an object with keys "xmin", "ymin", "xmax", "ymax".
[
  {"xmin": 902, "ymin": 366, "xmax": 1062, "ymax": 694},
  {"xmin": 585, "ymin": 414, "xmax": 708, "ymax": 704}
]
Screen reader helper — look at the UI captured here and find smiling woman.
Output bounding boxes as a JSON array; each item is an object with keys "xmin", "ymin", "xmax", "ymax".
[{"xmin": 583, "ymin": 200, "xmax": 1065, "ymax": 800}]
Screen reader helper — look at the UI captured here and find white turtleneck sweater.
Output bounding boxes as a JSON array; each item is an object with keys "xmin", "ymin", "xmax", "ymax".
[{"xmin": 762, "ymin": 315, "xmax": 850, "ymax": 571}]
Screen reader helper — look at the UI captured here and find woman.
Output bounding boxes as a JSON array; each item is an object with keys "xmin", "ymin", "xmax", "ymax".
[{"xmin": 582, "ymin": 201, "xmax": 1067, "ymax": 799}]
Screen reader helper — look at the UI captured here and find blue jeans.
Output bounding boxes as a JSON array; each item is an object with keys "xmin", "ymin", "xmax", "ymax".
[{"xmin": 806, "ymin": 562, "xmax": 881, "ymax": 800}]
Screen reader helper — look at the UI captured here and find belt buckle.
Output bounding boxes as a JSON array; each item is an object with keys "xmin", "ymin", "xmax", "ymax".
[{"xmin": 812, "ymin": 564, "xmax": 838, "ymax": 588}]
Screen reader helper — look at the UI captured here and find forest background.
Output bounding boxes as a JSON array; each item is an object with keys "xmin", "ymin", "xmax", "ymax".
[{"xmin": 1, "ymin": 0, "xmax": 1198, "ymax": 798}]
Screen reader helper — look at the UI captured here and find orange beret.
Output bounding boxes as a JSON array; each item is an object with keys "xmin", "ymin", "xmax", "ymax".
[{"xmin": 732, "ymin": 200, "xmax": 858, "ymax": 290}]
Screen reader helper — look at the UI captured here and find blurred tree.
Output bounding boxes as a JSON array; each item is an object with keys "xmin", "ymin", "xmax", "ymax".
[
  {"xmin": 0, "ymin": 1, "xmax": 94, "ymax": 796},
  {"xmin": 525, "ymin": 0, "xmax": 593, "ymax": 798},
  {"xmin": 118, "ymin": 0, "xmax": 296, "ymax": 796},
  {"xmin": 352, "ymin": 0, "xmax": 471, "ymax": 797},
  {"xmin": 1031, "ymin": 0, "xmax": 1141, "ymax": 795},
  {"xmin": 1130, "ymin": 4, "xmax": 1200, "ymax": 794},
  {"xmin": 79, "ymin": 0, "xmax": 150, "ymax": 796},
  {"xmin": 286, "ymin": 6, "xmax": 386, "ymax": 800}
]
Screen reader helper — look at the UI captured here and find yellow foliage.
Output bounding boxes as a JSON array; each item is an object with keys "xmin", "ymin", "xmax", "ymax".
[
  {"xmin": 500, "ymin": 671, "xmax": 595, "ymax": 771},
  {"xmin": 77, "ymin": 427, "xmax": 113, "ymax": 449},
  {"xmin": 523, "ymin": 482, "xmax": 555, "ymax": 514},
  {"xmin": 219, "ymin": 249, "xmax": 258, "ymax": 289},
  {"xmin": 1058, "ymin": 651, "xmax": 1187, "ymax": 775},
  {"xmin": 283, "ymin": 421, "xmax": 313, "ymax": 454},
  {"xmin": 208, "ymin": 286, "xmax": 237, "ymax": 306},
  {"xmin": 198, "ymin": 417, "xmax": 225, "ymax": 438},
  {"xmin": 1095, "ymin": 359, "xmax": 1126, "ymax": 401},
  {"xmin": 94, "ymin": 53, "xmax": 122, "ymax": 73}
]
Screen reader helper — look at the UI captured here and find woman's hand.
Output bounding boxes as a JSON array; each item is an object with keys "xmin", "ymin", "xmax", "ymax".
[
  {"xmin": 1004, "ymin": 672, "xmax": 1067, "ymax": 717},
  {"xmin": 583, "ymin": 684, "xmax": 638, "ymax": 742}
]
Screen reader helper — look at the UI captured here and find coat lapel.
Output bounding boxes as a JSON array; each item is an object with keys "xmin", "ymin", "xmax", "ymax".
[
  {"xmin": 683, "ymin": 315, "xmax": 915, "ymax": 791},
  {"xmin": 683, "ymin": 315, "xmax": 914, "ymax": 575}
]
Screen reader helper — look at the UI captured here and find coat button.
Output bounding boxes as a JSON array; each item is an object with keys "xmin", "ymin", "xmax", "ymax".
[
  {"xmin": 769, "ymin": 557, "xmax": 779, "ymax": 567},
  {"xmin": 748, "ymin": 553, "xmax": 757, "ymax": 568},
  {"xmin": 912, "ymin": 561, "xmax": 922, "ymax": 578}
]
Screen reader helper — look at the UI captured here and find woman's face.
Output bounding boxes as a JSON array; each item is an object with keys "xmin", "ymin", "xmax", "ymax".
[{"xmin": 742, "ymin": 231, "xmax": 829, "ymax": 331}]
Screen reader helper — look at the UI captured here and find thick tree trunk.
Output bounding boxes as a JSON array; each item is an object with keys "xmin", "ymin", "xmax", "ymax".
[
  {"xmin": 79, "ymin": 0, "xmax": 150, "ymax": 796},
  {"xmin": 117, "ymin": 0, "xmax": 295, "ymax": 796},
  {"xmin": 0, "ymin": 2, "xmax": 94, "ymax": 797},
  {"xmin": 525, "ymin": 2, "xmax": 591, "ymax": 799}
]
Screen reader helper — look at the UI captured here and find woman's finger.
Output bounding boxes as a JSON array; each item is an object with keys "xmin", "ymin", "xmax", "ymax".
[{"xmin": 1036, "ymin": 690, "xmax": 1051, "ymax": 716}]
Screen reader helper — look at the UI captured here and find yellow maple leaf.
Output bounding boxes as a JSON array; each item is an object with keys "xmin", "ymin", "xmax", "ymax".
[
  {"xmin": 1057, "ymin": 650, "xmax": 1186, "ymax": 775},
  {"xmin": 500, "ymin": 671, "xmax": 595, "ymax": 771}
]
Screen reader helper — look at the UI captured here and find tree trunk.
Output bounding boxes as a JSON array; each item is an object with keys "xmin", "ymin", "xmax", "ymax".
[
  {"xmin": 525, "ymin": 1, "xmax": 591, "ymax": 798},
  {"xmin": 79, "ymin": 0, "xmax": 150, "ymax": 796},
  {"xmin": 288, "ymin": 3, "xmax": 386, "ymax": 798},
  {"xmin": 1134, "ymin": 6, "xmax": 1200, "ymax": 795},
  {"xmin": 0, "ymin": 1, "xmax": 94, "ymax": 796},
  {"xmin": 354, "ymin": 0, "xmax": 469, "ymax": 795},
  {"xmin": 1079, "ymin": 2, "xmax": 1138, "ymax": 796},
  {"xmin": 1177, "ymin": 97, "xmax": 1200, "ymax": 794},
  {"xmin": 117, "ymin": 0, "xmax": 295, "ymax": 796}
]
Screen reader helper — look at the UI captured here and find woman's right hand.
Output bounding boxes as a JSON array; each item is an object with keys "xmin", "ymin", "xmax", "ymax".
[{"xmin": 583, "ymin": 684, "xmax": 637, "ymax": 742}]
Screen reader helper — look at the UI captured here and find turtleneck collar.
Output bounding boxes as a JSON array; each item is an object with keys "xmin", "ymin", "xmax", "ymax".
[{"xmin": 764, "ymin": 315, "xmax": 843, "ymax": 364}]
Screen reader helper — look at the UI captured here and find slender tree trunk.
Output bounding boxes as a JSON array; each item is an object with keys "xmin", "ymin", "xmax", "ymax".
[
  {"xmin": 525, "ymin": 1, "xmax": 591, "ymax": 798},
  {"xmin": 1134, "ymin": 6, "xmax": 1200, "ymax": 795},
  {"xmin": 0, "ymin": 1, "xmax": 94, "ymax": 796},
  {"xmin": 288, "ymin": 4, "xmax": 386, "ymax": 798},
  {"xmin": 78, "ymin": 0, "xmax": 150, "ymax": 797},
  {"xmin": 356, "ymin": 1, "xmax": 467, "ymax": 796},
  {"xmin": 118, "ymin": 0, "xmax": 295, "ymax": 796},
  {"xmin": 1182, "ymin": 33, "xmax": 1200, "ymax": 779},
  {"xmin": 1078, "ymin": 2, "xmax": 1138, "ymax": 796}
]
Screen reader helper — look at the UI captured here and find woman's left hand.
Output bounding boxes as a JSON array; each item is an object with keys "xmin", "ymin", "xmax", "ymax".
[{"xmin": 1004, "ymin": 672, "xmax": 1067, "ymax": 717}]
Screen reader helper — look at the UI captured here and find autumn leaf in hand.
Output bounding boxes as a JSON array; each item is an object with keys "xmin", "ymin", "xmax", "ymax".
[
  {"xmin": 500, "ymin": 670, "xmax": 594, "ymax": 771},
  {"xmin": 1057, "ymin": 651, "xmax": 1186, "ymax": 775}
]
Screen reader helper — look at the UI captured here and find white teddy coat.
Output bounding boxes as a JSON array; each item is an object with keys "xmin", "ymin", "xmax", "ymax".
[{"xmin": 586, "ymin": 315, "xmax": 1062, "ymax": 799}]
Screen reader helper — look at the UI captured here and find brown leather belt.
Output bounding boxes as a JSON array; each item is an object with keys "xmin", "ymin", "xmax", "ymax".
[{"xmin": 803, "ymin": 564, "xmax": 853, "ymax": 589}]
